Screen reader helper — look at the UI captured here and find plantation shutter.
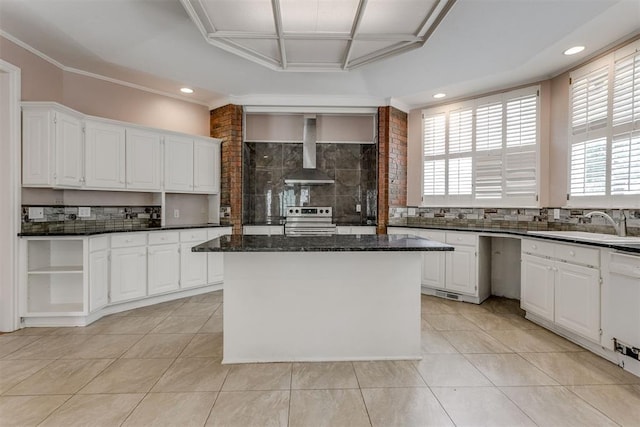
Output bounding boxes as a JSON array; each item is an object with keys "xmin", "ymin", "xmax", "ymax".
[
  {"xmin": 423, "ymin": 114, "xmax": 446, "ymax": 196},
  {"xmin": 505, "ymin": 94, "xmax": 538, "ymax": 199},
  {"xmin": 475, "ymin": 154, "xmax": 502, "ymax": 199},
  {"xmin": 476, "ymin": 102, "xmax": 503, "ymax": 151},
  {"xmin": 571, "ymin": 67, "xmax": 609, "ymax": 135},
  {"xmin": 611, "ymin": 51, "xmax": 640, "ymax": 195},
  {"xmin": 570, "ymin": 137, "xmax": 607, "ymax": 196},
  {"xmin": 569, "ymin": 66, "xmax": 609, "ymax": 197},
  {"xmin": 448, "ymin": 157, "xmax": 472, "ymax": 195}
]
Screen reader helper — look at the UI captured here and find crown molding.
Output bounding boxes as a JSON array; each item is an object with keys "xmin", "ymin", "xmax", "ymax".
[{"xmin": 0, "ymin": 30, "xmax": 210, "ymax": 108}]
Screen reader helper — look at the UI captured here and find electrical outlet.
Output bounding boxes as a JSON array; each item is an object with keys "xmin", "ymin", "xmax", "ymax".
[
  {"xmin": 553, "ymin": 208, "xmax": 560, "ymax": 220},
  {"xmin": 78, "ymin": 207, "xmax": 91, "ymax": 217},
  {"xmin": 173, "ymin": 209, "xmax": 180, "ymax": 218},
  {"xmin": 355, "ymin": 204, "xmax": 361, "ymax": 213},
  {"xmin": 28, "ymin": 207, "xmax": 44, "ymax": 219}
]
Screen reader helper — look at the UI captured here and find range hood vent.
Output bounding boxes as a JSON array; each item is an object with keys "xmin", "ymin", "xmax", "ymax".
[{"xmin": 284, "ymin": 115, "xmax": 335, "ymax": 185}]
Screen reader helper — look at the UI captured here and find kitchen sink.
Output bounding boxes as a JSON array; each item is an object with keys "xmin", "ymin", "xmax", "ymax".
[{"xmin": 527, "ymin": 231, "xmax": 640, "ymax": 244}]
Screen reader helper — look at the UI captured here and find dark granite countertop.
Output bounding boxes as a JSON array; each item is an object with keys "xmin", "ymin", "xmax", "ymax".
[
  {"xmin": 192, "ymin": 234, "xmax": 453, "ymax": 252},
  {"xmin": 18, "ymin": 223, "xmax": 231, "ymax": 237},
  {"xmin": 387, "ymin": 225, "xmax": 640, "ymax": 254}
]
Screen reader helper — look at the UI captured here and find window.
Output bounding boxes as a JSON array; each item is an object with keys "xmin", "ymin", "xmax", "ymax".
[
  {"xmin": 422, "ymin": 86, "xmax": 539, "ymax": 206},
  {"xmin": 568, "ymin": 40, "xmax": 640, "ymax": 207}
]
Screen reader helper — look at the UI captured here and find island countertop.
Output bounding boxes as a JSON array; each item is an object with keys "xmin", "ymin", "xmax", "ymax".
[{"xmin": 192, "ymin": 234, "xmax": 454, "ymax": 252}]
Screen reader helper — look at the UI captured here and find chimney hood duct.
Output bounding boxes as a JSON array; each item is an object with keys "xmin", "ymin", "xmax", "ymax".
[{"xmin": 284, "ymin": 115, "xmax": 335, "ymax": 185}]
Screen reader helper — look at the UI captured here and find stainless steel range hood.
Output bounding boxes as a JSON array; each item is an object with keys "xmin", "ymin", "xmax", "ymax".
[{"xmin": 284, "ymin": 115, "xmax": 335, "ymax": 185}]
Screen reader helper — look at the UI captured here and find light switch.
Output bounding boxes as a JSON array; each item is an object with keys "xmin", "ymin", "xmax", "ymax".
[
  {"xmin": 28, "ymin": 207, "xmax": 44, "ymax": 219},
  {"xmin": 78, "ymin": 207, "xmax": 91, "ymax": 217},
  {"xmin": 355, "ymin": 204, "xmax": 361, "ymax": 213}
]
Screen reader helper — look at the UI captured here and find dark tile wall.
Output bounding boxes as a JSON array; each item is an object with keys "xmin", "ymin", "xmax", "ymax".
[
  {"xmin": 243, "ymin": 142, "xmax": 377, "ymax": 225},
  {"xmin": 21, "ymin": 205, "xmax": 161, "ymax": 234},
  {"xmin": 388, "ymin": 206, "xmax": 640, "ymax": 237}
]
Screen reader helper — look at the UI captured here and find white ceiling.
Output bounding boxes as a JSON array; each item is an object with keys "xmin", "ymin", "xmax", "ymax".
[
  {"xmin": 0, "ymin": 0, "xmax": 638, "ymax": 111},
  {"xmin": 180, "ymin": 0, "xmax": 452, "ymax": 71}
]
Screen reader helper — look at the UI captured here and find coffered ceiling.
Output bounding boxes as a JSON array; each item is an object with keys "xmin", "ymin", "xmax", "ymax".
[
  {"xmin": 181, "ymin": 0, "xmax": 453, "ymax": 71},
  {"xmin": 0, "ymin": 0, "xmax": 638, "ymax": 110}
]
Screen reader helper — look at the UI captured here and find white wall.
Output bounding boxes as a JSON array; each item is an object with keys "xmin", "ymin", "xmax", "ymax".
[{"xmin": 0, "ymin": 60, "xmax": 21, "ymax": 331}]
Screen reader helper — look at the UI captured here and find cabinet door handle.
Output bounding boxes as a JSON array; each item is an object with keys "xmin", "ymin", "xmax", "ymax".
[{"xmin": 546, "ymin": 266, "xmax": 552, "ymax": 270}]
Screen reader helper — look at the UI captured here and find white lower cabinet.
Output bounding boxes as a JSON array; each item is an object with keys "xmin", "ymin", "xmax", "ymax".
[
  {"xmin": 109, "ymin": 233, "xmax": 148, "ymax": 304},
  {"xmin": 387, "ymin": 227, "xmax": 485, "ymax": 301},
  {"xmin": 180, "ymin": 229, "xmax": 209, "ymax": 289},
  {"xmin": 207, "ymin": 227, "xmax": 232, "ymax": 284},
  {"xmin": 147, "ymin": 231, "xmax": 180, "ymax": 295},
  {"xmin": 445, "ymin": 244, "xmax": 477, "ymax": 295},
  {"xmin": 148, "ymin": 244, "xmax": 180, "ymax": 295},
  {"xmin": 110, "ymin": 245, "xmax": 147, "ymax": 303},
  {"xmin": 521, "ymin": 238, "xmax": 601, "ymax": 342},
  {"xmin": 521, "ymin": 253, "xmax": 555, "ymax": 322},
  {"xmin": 89, "ymin": 237, "xmax": 109, "ymax": 312},
  {"xmin": 554, "ymin": 262, "xmax": 600, "ymax": 341}
]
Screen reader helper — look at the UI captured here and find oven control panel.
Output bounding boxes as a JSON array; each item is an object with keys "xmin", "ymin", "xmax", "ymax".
[{"xmin": 286, "ymin": 206, "xmax": 332, "ymax": 217}]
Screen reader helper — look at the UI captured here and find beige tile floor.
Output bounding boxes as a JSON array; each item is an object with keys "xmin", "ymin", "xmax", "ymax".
[{"xmin": 1, "ymin": 291, "xmax": 639, "ymax": 426}]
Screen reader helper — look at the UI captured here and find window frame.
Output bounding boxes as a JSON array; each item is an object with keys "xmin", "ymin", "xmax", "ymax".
[
  {"xmin": 566, "ymin": 40, "xmax": 640, "ymax": 209},
  {"xmin": 421, "ymin": 85, "xmax": 541, "ymax": 208}
]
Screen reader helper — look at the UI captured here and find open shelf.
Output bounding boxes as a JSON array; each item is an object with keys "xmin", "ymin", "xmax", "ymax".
[{"xmin": 25, "ymin": 239, "xmax": 87, "ymax": 316}]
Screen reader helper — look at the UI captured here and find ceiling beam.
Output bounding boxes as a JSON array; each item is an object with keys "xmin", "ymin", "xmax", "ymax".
[
  {"xmin": 271, "ymin": 0, "xmax": 287, "ymax": 69},
  {"xmin": 342, "ymin": 0, "xmax": 368, "ymax": 70}
]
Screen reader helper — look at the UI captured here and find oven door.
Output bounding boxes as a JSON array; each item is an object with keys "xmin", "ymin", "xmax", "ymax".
[{"xmin": 284, "ymin": 225, "xmax": 336, "ymax": 236}]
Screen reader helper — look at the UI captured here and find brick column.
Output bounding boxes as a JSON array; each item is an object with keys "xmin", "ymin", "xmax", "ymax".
[
  {"xmin": 377, "ymin": 106, "xmax": 408, "ymax": 234},
  {"xmin": 210, "ymin": 104, "xmax": 243, "ymax": 235}
]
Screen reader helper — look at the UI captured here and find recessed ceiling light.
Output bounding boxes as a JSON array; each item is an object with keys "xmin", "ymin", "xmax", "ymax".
[
  {"xmin": 563, "ymin": 46, "xmax": 585, "ymax": 56},
  {"xmin": 180, "ymin": 87, "xmax": 194, "ymax": 94},
  {"xmin": 433, "ymin": 93, "xmax": 446, "ymax": 99}
]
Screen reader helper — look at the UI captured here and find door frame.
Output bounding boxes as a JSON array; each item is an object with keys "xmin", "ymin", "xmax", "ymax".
[{"xmin": 0, "ymin": 59, "xmax": 21, "ymax": 332}]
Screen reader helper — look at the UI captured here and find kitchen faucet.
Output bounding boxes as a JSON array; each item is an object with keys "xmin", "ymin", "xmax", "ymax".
[{"xmin": 583, "ymin": 211, "xmax": 627, "ymax": 237}]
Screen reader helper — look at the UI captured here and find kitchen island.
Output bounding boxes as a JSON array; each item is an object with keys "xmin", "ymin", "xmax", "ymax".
[{"xmin": 192, "ymin": 234, "xmax": 453, "ymax": 363}]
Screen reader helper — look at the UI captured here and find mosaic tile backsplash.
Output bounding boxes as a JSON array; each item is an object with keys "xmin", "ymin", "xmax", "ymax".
[
  {"xmin": 388, "ymin": 207, "xmax": 640, "ymax": 237},
  {"xmin": 243, "ymin": 142, "xmax": 378, "ymax": 225},
  {"xmin": 21, "ymin": 205, "xmax": 161, "ymax": 234}
]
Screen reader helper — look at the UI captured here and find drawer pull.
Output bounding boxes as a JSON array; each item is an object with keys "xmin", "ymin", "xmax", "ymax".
[
  {"xmin": 569, "ymin": 250, "xmax": 575, "ymax": 256},
  {"xmin": 125, "ymin": 239, "xmax": 132, "ymax": 243},
  {"xmin": 532, "ymin": 244, "xmax": 537, "ymax": 250}
]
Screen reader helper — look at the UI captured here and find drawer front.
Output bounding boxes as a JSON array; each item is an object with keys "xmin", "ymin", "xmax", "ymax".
[
  {"xmin": 89, "ymin": 236, "xmax": 108, "ymax": 252},
  {"xmin": 148, "ymin": 231, "xmax": 179, "ymax": 245},
  {"xmin": 208, "ymin": 227, "xmax": 232, "ymax": 239},
  {"xmin": 445, "ymin": 232, "xmax": 476, "ymax": 246},
  {"xmin": 555, "ymin": 243, "xmax": 600, "ymax": 267},
  {"xmin": 180, "ymin": 229, "xmax": 208, "ymax": 242},
  {"xmin": 111, "ymin": 233, "xmax": 147, "ymax": 248},
  {"xmin": 521, "ymin": 238, "xmax": 555, "ymax": 257},
  {"xmin": 420, "ymin": 230, "xmax": 446, "ymax": 242}
]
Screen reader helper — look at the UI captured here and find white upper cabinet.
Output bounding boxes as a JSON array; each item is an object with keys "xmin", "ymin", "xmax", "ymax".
[
  {"xmin": 164, "ymin": 136, "xmax": 220, "ymax": 194},
  {"xmin": 22, "ymin": 102, "xmax": 220, "ymax": 194},
  {"xmin": 164, "ymin": 135, "xmax": 194, "ymax": 192},
  {"xmin": 194, "ymin": 138, "xmax": 220, "ymax": 193},
  {"xmin": 22, "ymin": 104, "xmax": 84, "ymax": 187},
  {"xmin": 84, "ymin": 120, "xmax": 126, "ymax": 189},
  {"xmin": 54, "ymin": 111, "xmax": 84, "ymax": 187},
  {"xmin": 126, "ymin": 128, "xmax": 162, "ymax": 190}
]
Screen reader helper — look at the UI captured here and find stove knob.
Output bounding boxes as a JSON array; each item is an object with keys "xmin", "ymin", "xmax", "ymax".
[
  {"xmin": 319, "ymin": 209, "xmax": 324, "ymax": 213},
  {"xmin": 295, "ymin": 209, "xmax": 299, "ymax": 213}
]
